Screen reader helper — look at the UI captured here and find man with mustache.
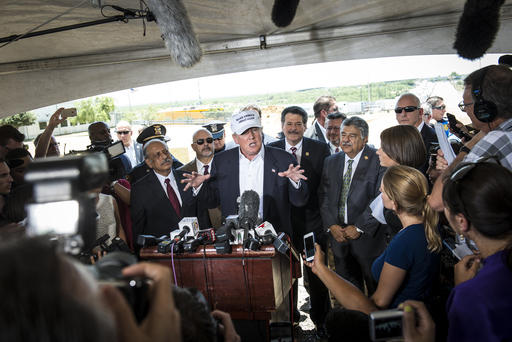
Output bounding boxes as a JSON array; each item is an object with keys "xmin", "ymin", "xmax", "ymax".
[
  {"xmin": 178, "ymin": 129, "xmax": 222, "ymax": 229},
  {"xmin": 269, "ymin": 106, "xmax": 331, "ymax": 338},
  {"xmin": 320, "ymin": 116, "xmax": 386, "ymax": 295},
  {"xmin": 131, "ymin": 139, "xmax": 196, "ymax": 244}
]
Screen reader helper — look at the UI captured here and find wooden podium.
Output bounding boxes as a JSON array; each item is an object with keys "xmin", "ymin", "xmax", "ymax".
[{"xmin": 139, "ymin": 244, "xmax": 300, "ymax": 320}]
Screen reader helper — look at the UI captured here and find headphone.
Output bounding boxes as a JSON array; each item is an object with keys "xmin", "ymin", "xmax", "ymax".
[{"xmin": 472, "ymin": 67, "xmax": 498, "ymax": 123}]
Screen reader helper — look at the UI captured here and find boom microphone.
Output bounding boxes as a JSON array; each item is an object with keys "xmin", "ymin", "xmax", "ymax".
[
  {"xmin": 146, "ymin": 0, "xmax": 202, "ymax": 67},
  {"xmin": 453, "ymin": 0, "xmax": 505, "ymax": 60},
  {"xmin": 271, "ymin": 0, "xmax": 300, "ymax": 28}
]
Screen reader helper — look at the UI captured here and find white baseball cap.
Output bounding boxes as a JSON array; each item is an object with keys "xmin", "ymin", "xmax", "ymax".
[{"xmin": 230, "ymin": 110, "xmax": 262, "ymax": 135}]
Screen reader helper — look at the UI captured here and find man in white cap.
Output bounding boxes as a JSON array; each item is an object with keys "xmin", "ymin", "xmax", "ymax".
[{"xmin": 182, "ymin": 109, "xmax": 308, "ymax": 237}]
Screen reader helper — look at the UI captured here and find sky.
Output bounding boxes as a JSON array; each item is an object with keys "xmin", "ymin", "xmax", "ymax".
[
  {"xmin": 34, "ymin": 53, "xmax": 501, "ymax": 114},
  {"xmin": 103, "ymin": 54, "xmax": 500, "ymax": 107}
]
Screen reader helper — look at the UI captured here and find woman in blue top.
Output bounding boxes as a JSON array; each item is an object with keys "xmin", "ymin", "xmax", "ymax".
[
  {"xmin": 401, "ymin": 162, "xmax": 512, "ymax": 342},
  {"xmin": 305, "ymin": 165, "xmax": 441, "ymax": 314}
]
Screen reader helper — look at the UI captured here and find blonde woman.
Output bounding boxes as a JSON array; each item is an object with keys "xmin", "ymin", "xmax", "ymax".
[{"xmin": 306, "ymin": 165, "xmax": 441, "ymax": 313}]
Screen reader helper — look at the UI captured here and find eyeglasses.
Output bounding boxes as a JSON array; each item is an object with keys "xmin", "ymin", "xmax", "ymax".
[
  {"xmin": 116, "ymin": 131, "xmax": 131, "ymax": 135},
  {"xmin": 214, "ymin": 137, "xmax": 223, "ymax": 141},
  {"xmin": 195, "ymin": 137, "xmax": 213, "ymax": 145},
  {"xmin": 394, "ymin": 106, "xmax": 418, "ymax": 114},
  {"xmin": 458, "ymin": 101, "xmax": 474, "ymax": 112},
  {"xmin": 432, "ymin": 105, "xmax": 446, "ymax": 110}
]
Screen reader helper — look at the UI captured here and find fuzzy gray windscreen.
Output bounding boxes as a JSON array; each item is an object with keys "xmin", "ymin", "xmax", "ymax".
[{"xmin": 146, "ymin": 0, "xmax": 202, "ymax": 68}]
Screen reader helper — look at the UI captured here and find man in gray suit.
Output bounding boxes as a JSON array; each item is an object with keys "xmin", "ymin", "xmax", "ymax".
[
  {"xmin": 304, "ymin": 95, "xmax": 338, "ymax": 143},
  {"xmin": 319, "ymin": 116, "xmax": 386, "ymax": 294}
]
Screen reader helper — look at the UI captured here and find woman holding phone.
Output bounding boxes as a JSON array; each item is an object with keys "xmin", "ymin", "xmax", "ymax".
[{"xmin": 305, "ymin": 165, "xmax": 441, "ymax": 313}]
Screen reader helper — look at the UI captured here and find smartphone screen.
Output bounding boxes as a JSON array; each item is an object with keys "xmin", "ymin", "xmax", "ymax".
[
  {"xmin": 304, "ymin": 233, "xmax": 315, "ymax": 262},
  {"xmin": 107, "ymin": 140, "xmax": 125, "ymax": 158}
]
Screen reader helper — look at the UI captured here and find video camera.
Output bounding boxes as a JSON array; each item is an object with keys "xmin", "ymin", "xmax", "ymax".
[
  {"xmin": 68, "ymin": 140, "xmax": 128, "ymax": 182},
  {"xmin": 24, "ymin": 154, "xmax": 147, "ymax": 320}
]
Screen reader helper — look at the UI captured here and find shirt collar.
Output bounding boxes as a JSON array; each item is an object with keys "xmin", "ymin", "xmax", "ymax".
[
  {"xmin": 345, "ymin": 147, "xmax": 364, "ymax": 164},
  {"xmin": 238, "ymin": 145, "xmax": 265, "ymax": 161},
  {"xmin": 285, "ymin": 138, "xmax": 303, "ymax": 151},
  {"xmin": 416, "ymin": 121, "xmax": 425, "ymax": 132},
  {"xmin": 153, "ymin": 169, "xmax": 174, "ymax": 182}
]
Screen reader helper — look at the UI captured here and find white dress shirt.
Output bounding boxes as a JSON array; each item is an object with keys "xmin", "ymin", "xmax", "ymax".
[
  {"xmin": 416, "ymin": 121, "xmax": 425, "ymax": 133},
  {"xmin": 285, "ymin": 139, "xmax": 303, "ymax": 164},
  {"xmin": 239, "ymin": 147, "xmax": 265, "ymax": 218},
  {"xmin": 154, "ymin": 170, "xmax": 182, "ymax": 206},
  {"xmin": 196, "ymin": 158, "xmax": 213, "ymax": 175},
  {"xmin": 328, "ymin": 142, "xmax": 340, "ymax": 155},
  {"xmin": 124, "ymin": 141, "xmax": 138, "ymax": 167}
]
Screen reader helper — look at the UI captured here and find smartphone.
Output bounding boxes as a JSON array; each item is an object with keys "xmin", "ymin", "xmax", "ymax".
[
  {"xmin": 446, "ymin": 113, "xmax": 472, "ymax": 140},
  {"xmin": 303, "ymin": 232, "xmax": 315, "ymax": 262},
  {"xmin": 369, "ymin": 309, "xmax": 404, "ymax": 341},
  {"xmin": 61, "ymin": 107, "xmax": 77, "ymax": 119}
]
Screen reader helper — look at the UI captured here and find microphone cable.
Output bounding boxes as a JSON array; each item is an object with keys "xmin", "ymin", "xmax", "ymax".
[
  {"xmin": 170, "ymin": 242, "xmax": 178, "ymax": 285},
  {"xmin": 241, "ymin": 244, "xmax": 254, "ymax": 319},
  {"xmin": 202, "ymin": 244, "xmax": 213, "ymax": 307}
]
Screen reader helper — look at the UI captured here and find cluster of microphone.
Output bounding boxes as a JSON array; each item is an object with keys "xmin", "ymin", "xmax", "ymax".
[{"xmin": 137, "ymin": 190, "xmax": 295, "ymax": 257}]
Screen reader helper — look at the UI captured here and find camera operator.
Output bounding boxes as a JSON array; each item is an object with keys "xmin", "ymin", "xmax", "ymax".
[
  {"xmin": 0, "ymin": 237, "xmax": 182, "ymax": 342},
  {"xmin": 88, "ymin": 121, "xmax": 132, "ymax": 179}
]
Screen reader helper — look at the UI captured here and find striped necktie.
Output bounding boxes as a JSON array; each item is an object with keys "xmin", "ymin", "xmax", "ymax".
[{"xmin": 339, "ymin": 159, "xmax": 353, "ymax": 223}]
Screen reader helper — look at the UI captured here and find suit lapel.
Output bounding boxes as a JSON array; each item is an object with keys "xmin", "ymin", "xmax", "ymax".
[
  {"xmin": 347, "ymin": 146, "xmax": 370, "ymax": 198},
  {"xmin": 315, "ymin": 122, "xmax": 326, "ymax": 143},
  {"xmin": 263, "ymin": 147, "xmax": 278, "ymax": 218}
]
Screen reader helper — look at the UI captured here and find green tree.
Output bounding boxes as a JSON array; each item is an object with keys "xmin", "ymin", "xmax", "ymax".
[
  {"xmin": 0, "ymin": 112, "xmax": 36, "ymax": 128},
  {"xmin": 72, "ymin": 96, "xmax": 115, "ymax": 125}
]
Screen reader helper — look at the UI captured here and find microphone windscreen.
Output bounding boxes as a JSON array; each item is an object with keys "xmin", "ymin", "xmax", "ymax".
[
  {"xmin": 238, "ymin": 190, "xmax": 260, "ymax": 227},
  {"xmin": 453, "ymin": 0, "xmax": 505, "ymax": 60},
  {"xmin": 271, "ymin": 0, "xmax": 300, "ymax": 27},
  {"xmin": 146, "ymin": 0, "xmax": 202, "ymax": 68}
]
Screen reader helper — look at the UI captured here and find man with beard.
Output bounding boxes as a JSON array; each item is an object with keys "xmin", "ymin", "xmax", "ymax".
[
  {"xmin": 131, "ymin": 139, "xmax": 196, "ymax": 243},
  {"xmin": 179, "ymin": 129, "xmax": 222, "ymax": 229}
]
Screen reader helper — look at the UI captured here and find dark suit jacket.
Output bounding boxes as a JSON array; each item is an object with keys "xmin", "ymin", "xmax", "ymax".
[
  {"xmin": 178, "ymin": 159, "xmax": 222, "ymax": 229},
  {"xmin": 201, "ymin": 146, "xmax": 309, "ymax": 237},
  {"xmin": 268, "ymin": 137, "xmax": 330, "ymax": 249},
  {"xmin": 420, "ymin": 123, "xmax": 438, "ymax": 174},
  {"xmin": 131, "ymin": 169, "xmax": 196, "ymax": 242},
  {"xmin": 320, "ymin": 145, "xmax": 385, "ymax": 238},
  {"xmin": 128, "ymin": 155, "xmax": 183, "ymax": 185},
  {"xmin": 304, "ymin": 121, "xmax": 327, "ymax": 143}
]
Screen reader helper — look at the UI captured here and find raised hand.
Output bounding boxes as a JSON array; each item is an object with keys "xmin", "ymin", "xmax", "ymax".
[
  {"xmin": 181, "ymin": 171, "xmax": 210, "ymax": 191},
  {"xmin": 278, "ymin": 164, "xmax": 307, "ymax": 183}
]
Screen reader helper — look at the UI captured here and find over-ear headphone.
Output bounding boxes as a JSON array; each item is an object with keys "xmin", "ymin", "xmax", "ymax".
[{"xmin": 472, "ymin": 67, "xmax": 498, "ymax": 123}]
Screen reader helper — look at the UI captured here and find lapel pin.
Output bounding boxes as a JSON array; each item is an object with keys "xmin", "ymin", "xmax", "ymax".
[
  {"xmin": 272, "ymin": 168, "xmax": 276, "ymax": 173},
  {"xmin": 364, "ymin": 155, "xmax": 368, "ymax": 160},
  {"xmin": 305, "ymin": 152, "xmax": 310, "ymax": 156}
]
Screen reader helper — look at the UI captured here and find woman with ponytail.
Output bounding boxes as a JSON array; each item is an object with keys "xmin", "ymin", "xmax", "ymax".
[
  {"xmin": 305, "ymin": 165, "xmax": 440, "ymax": 314},
  {"xmin": 442, "ymin": 162, "xmax": 512, "ymax": 342}
]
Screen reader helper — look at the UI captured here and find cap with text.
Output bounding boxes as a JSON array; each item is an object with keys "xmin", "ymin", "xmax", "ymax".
[{"xmin": 230, "ymin": 110, "xmax": 262, "ymax": 135}]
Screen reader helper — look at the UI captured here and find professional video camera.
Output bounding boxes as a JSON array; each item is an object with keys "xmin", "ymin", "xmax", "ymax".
[
  {"xmin": 24, "ymin": 154, "xmax": 147, "ymax": 319},
  {"xmin": 68, "ymin": 139, "xmax": 128, "ymax": 182}
]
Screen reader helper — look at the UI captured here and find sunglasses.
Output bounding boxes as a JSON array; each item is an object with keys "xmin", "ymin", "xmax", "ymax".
[
  {"xmin": 458, "ymin": 101, "xmax": 474, "ymax": 112},
  {"xmin": 394, "ymin": 106, "xmax": 418, "ymax": 114},
  {"xmin": 116, "ymin": 131, "xmax": 131, "ymax": 135},
  {"xmin": 195, "ymin": 137, "xmax": 213, "ymax": 145},
  {"xmin": 432, "ymin": 105, "xmax": 446, "ymax": 110}
]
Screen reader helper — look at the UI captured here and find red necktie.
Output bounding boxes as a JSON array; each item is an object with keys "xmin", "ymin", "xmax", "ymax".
[
  {"xmin": 335, "ymin": 147, "xmax": 340, "ymax": 153},
  {"xmin": 165, "ymin": 178, "xmax": 181, "ymax": 218},
  {"xmin": 290, "ymin": 146, "xmax": 297, "ymax": 159},
  {"xmin": 203, "ymin": 164, "xmax": 209, "ymax": 175}
]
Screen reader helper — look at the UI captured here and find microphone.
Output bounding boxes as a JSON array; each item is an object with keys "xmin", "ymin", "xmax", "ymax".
[
  {"xmin": 145, "ymin": 0, "xmax": 202, "ymax": 68},
  {"xmin": 238, "ymin": 190, "xmax": 260, "ymax": 246},
  {"xmin": 136, "ymin": 234, "xmax": 167, "ymax": 247},
  {"xmin": 453, "ymin": 0, "xmax": 505, "ymax": 60},
  {"xmin": 271, "ymin": 0, "xmax": 300, "ymax": 27},
  {"xmin": 172, "ymin": 226, "xmax": 190, "ymax": 242}
]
